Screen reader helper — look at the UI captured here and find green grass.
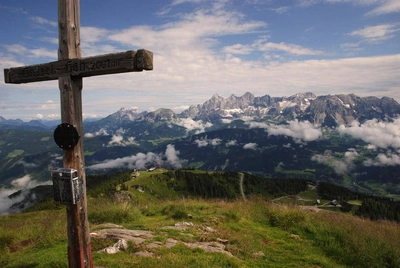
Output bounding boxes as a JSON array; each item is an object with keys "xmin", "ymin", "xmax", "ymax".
[
  {"xmin": 84, "ymin": 150, "xmax": 96, "ymax": 156},
  {"xmin": 6, "ymin": 149, "xmax": 24, "ymax": 158},
  {"xmin": 1, "ymin": 170, "xmax": 400, "ymax": 267}
]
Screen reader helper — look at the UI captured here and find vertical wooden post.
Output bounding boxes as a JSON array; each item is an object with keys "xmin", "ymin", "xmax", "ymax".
[{"xmin": 58, "ymin": 0, "xmax": 92, "ymax": 267}]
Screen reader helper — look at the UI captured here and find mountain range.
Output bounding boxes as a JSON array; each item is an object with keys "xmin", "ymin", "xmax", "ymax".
[
  {"xmin": 3, "ymin": 91, "xmax": 399, "ymax": 130},
  {"xmin": 1, "ymin": 92, "xmax": 400, "ymax": 214},
  {"xmin": 85, "ymin": 91, "xmax": 400, "ymax": 130}
]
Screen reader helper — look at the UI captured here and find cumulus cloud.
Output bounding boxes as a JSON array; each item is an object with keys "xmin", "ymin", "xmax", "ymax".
[
  {"xmin": 225, "ymin": 140, "xmax": 238, "ymax": 147},
  {"xmin": 165, "ymin": 144, "xmax": 182, "ymax": 169},
  {"xmin": 84, "ymin": 128, "xmax": 109, "ymax": 138},
  {"xmin": 338, "ymin": 118, "xmax": 400, "ymax": 149},
  {"xmin": 39, "ymin": 100, "xmax": 57, "ymax": 110},
  {"xmin": 248, "ymin": 120, "xmax": 322, "ymax": 143},
  {"xmin": 194, "ymin": 137, "xmax": 222, "ymax": 147},
  {"xmin": 174, "ymin": 118, "xmax": 213, "ymax": 134},
  {"xmin": 221, "ymin": 118, "xmax": 233, "ymax": 124},
  {"xmin": 312, "ymin": 149, "xmax": 360, "ymax": 174},
  {"xmin": 243, "ymin": 142, "xmax": 258, "ymax": 150},
  {"xmin": 108, "ymin": 135, "xmax": 137, "ymax": 147},
  {"xmin": 85, "ymin": 128, "xmax": 138, "ymax": 146},
  {"xmin": 194, "ymin": 138, "xmax": 209, "ymax": 147},
  {"xmin": 87, "ymin": 144, "xmax": 183, "ymax": 171},
  {"xmin": 364, "ymin": 151, "xmax": 400, "ymax": 166}
]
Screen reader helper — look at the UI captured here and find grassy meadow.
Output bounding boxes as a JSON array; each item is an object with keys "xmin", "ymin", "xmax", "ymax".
[{"xmin": 0, "ymin": 169, "xmax": 399, "ymax": 267}]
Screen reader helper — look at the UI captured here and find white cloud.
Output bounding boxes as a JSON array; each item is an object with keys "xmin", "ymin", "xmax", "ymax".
[
  {"xmin": 221, "ymin": 118, "xmax": 233, "ymax": 124},
  {"xmin": 165, "ymin": 144, "xmax": 182, "ymax": 169},
  {"xmin": 4, "ymin": 44, "xmax": 56, "ymax": 60},
  {"xmin": 39, "ymin": 100, "xmax": 57, "ymax": 110},
  {"xmin": 11, "ymin": 175, "xmax": 34, "ymax": 188},
  {"xmin": 30, "ymin": 16, "xmax": 57, "ymax": 27},
  {"xmin": 194, "ymin": 137, "xmax": 221, "ymax": 147},
  {"xmin": 256, "ymin": 41, "xmax": 323, "ymax": 56},
  {"xmin": 297, "ymin": 0, "xmax": 400, "ymax": 16},
  {"xmin": 337, "ymin": 118, "xmax": 400, "ymax": 149},
  {"xmin": 108, "ymin": 135, "xmax": 138, "ymax": 147},
  {"xmin": 248, "ymin": 120, "xmax": 322, "ymax": 143},
  {"xmin": 243, "ymin": 142, "xmax": 257, "ymax": 149},
  {"xmin": 87, "ymin": 144, "xmax": 183, "ymax": 170},
  {"xmin": 84, "ymin": 128, "xmax": 109, "ymax": 138},
  {"xmin": 223, "ymin": 44, "xmax": 254, "ymax": 55},
  {"xmin": 312, "ymin": 149, "xmax": 359, "ymax": 174},
  {"xmin": 349, "ymin": 24, "xmax": 400, "ymax": 43},
  {"xmin": 0, "ymin": 175, "xmax": 52, "ymax": 215},
  {"xmin": 108, "ymin": 6, "xmax": 266, "ymax": 52},
  {"xmin": 0, "ymin": 188, "xmax": 22, "ymax": 216},
  {"xmin": 225, "ymin": 140, "xmax": 237, "ymax": 147},
  {"xmin": 105, "ymin": 128, "xmax": 138, "ymax": 147},
  {"xmin": 365, "ymin": 152, "xmax": 400, "ymax": 166},
  {"xmin": 171, "ymin": 0, "xmax": 203, "ymax": 6},
  {"xmin": 271, "ymin": 6, "xmax": 291, "ymax": 14},
  {"xmin": 174, "ymin": 118, "xmax": 213, "ymax": 133},
  {"xmin": 172, "ymin": 105, "xmax": 190, "ymax": 113},
  {"xmin": 18, "ymin": 160, "xmax": 37, "ymax": 168},
  {"xmin": 366, "ymin": 0, "xmax": 400, "ymax": 15},
  {"xmin": 224, "ymin": 37, "xmax": 323, "ymax": 57}
]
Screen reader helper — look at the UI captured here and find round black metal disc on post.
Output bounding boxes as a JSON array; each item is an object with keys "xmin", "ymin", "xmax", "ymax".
[{"xmin": 54, "ymin": 123, "xmax": 80, "ymax": 150}]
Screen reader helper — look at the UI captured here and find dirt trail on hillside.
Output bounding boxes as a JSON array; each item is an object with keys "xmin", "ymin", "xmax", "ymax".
[{"xmin": 239, "ymin": 172, "xmax": 246, "ymax": 201}]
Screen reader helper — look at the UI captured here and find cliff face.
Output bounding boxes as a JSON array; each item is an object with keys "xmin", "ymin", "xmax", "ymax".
[{"xmin": 180, "ymin": 92, "xmax": 400, "ymax": 126}]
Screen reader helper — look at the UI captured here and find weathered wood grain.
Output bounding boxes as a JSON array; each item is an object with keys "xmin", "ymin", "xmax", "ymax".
[{"xmin": 4, "ymin": 50, "xmax": 153, "ymax": 84}]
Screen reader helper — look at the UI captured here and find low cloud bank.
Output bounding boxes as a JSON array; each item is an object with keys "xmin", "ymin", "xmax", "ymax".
[
  {"xmin": 338, "ymin": 118, "xmax": 400, "ymax": 149},
  {"xmin": 175, "ymin": 118, "xmax": 213, "ymax": 134},
  {"xmin": 0, "ymin": 175, "xmax": 52, "ymax": 216},
  {"xmin": 87, "ymin": 144, "xmax": 183, "ymax": 171},
  {"xmin": 338, "ymin": 118, "xmax": 400, "ymax": 166},
  {"xmin": 247, "ymin": 120, "xmax": 322, "ymax": 143},
  {"xmin": 364, "ymin": 151, "xmax": 400, "ymax": 166},
  {"xmin": 312, "ymin": 149, "xmax": 359, "ymax": 174},
  {"xmin": 243, "ymin": 143, "xmax": 258, "ymax": 150}
]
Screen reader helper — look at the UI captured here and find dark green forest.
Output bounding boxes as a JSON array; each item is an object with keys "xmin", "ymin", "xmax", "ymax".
[{"xmin": 318, "ymin": 181, "xmax": 400, "ymax": 222}]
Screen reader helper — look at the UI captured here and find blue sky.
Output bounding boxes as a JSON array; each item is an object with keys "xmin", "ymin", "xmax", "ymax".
[{"xmin": 0, "ymin": 0, "xmax": 399, "ymax": 120}]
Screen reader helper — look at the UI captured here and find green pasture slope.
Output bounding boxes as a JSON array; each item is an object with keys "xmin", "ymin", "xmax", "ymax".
[{"xmin": 1, "ymin": 169, "xmax": 399, "ymax": 267}]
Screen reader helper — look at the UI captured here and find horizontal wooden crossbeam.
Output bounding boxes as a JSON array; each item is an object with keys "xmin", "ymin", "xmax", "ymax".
[{"xmin": 4, "ymin": 49, "xmax": 153, "ymax": 84}]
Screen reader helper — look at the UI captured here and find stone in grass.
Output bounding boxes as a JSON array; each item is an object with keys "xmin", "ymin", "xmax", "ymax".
[{"xmin": 98, "ymin": 239, "xmax": 128, "ymax": 254}]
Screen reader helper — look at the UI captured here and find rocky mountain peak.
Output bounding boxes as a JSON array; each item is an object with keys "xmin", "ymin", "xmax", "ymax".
[
  {"xmin": 103, "ymin": 107, "xmax": 144, "ymax": 124},
  {"xmin": 145, "ymin": 108, "xmax": 176, "ymax": 122},
  {"xmin": 179, "ymin": 92, "xmax": 400, "ymax": 127}
]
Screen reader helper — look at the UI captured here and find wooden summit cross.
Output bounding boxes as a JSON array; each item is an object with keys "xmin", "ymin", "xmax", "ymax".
[{"xmin": 3, "ymin": 0, "xmax": 153, "ymax": 267}]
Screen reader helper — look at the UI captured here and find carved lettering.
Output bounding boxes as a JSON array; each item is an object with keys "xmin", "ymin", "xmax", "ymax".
[
  {"xmin": 22, "ymin": 65, "xmax": 56, "ymax": 78},
  {"xmin": 5, "ymin": 50, "xmax": 152, "ymax": 84},
  {"xmin": 65, "ymin": 58, "xmax": 121, "ymax": 73}
]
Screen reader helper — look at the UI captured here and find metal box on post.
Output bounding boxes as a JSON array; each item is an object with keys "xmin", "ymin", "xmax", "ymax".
[{"xmin": 51, "ymin": 168, "xmax": 83, "ymax": 204}]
